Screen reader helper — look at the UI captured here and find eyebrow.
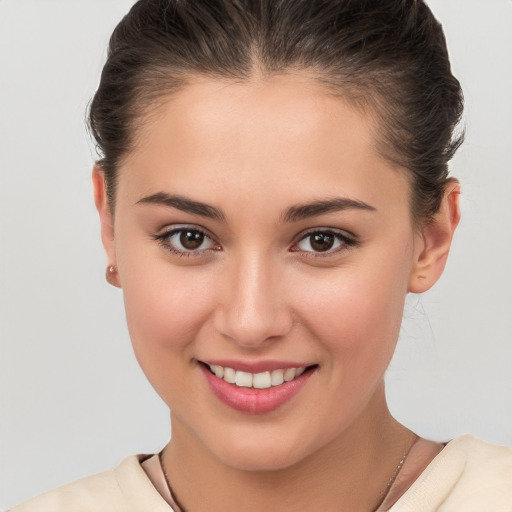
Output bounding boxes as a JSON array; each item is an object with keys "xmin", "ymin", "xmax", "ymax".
[
  {"xmin": 136, "ymin": 192, "xmax": 375, "ymax": 223},
  {"xmin": 136, "ymin": 192, "xmax": 226, "ymax": 221},
  {"xmin": 281, "ymin": 197, "xmax": 376, "ymax": 223}
]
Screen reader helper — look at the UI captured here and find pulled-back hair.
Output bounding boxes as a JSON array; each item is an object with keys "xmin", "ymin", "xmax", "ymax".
[{"xmin": 89, "ymin": 0, "xmax": 464, "ymax": 224}]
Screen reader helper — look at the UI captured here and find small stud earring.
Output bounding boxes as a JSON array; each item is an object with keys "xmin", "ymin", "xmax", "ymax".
[{"xmin": 106, "ymin": 264, "xmax": 119, "ymax": 287}]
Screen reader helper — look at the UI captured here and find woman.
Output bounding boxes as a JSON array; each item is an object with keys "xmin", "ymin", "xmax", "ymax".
[{"xmin": 10, "ymin": 0, "xmax": 512, "ymax": 511}]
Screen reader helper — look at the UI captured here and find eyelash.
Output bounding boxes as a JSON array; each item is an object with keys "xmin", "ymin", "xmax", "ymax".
[{"xmin": 153, "ymin": 226, "xmax": 358, "ymax": 258}]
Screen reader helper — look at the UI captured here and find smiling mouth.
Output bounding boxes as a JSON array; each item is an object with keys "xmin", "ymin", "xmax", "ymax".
[{"xmin": 203, "ymin": 363, "xmax": 317, "ymax": 389}]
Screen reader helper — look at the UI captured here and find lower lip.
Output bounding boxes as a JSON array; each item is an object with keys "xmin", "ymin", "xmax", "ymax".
[{"xmin": 199, "ymin": 364, "xmax": 314, "ymax": 414}]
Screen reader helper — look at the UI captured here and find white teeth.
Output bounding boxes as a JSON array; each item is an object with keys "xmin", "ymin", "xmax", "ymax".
[
  {"xmin": 212, "ymin": 365, "xmax": 224, "ymax": 378},
  {"xmin": 283, "ymin": 368, "xmax": 296, "ymax": 382},
  {"xmin": 208, "ymin": 364, "xmax": 307, "ymax": 388},
  {"xmin": 223, "ymin": 367, "xmax": 236, "ymax": 384},
  {"xmin": 235, "ymin": 371, "xmax": 253, "ymax": 388},
  {"xmin": 253, "ymin": 371, "xmax": 271, "ymax": 389},
  {"xmin": 271, "ymin": 369, "xmax": 284, "ymax": 386}
]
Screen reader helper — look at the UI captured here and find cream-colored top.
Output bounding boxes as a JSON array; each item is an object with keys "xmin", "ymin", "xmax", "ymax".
[
  {"xmin": 11, "ymin": 435, "xmax": 512, "ymax": 512},
  {"xmin": 140, "ymin": 454, "xmax": 180, "ymax": 509}
]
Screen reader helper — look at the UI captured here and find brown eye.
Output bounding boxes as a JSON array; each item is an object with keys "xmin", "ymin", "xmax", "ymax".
[
  {"xmin": 180, "ymin": 230, "xmax": 205, "ymax": 250},
  {"xmin": 294, "ymin": 230, "xmax": 353, "ymax": 254},
  {"xmin": 309, "ymin": 233, "xmax": 335, "ymax": 252},
  {"xmin": 157, "ymin": 227, "xmax": 218, "ymax": 255}
]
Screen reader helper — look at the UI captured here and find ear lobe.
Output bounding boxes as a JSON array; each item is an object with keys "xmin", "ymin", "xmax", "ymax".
[
  {"xmin": 408, "ymin": 181, "xmax": 461, "ymax": 294},
  {"xmin": 92, "ymin": 165, "xmax": 121, "ymax": 288}
]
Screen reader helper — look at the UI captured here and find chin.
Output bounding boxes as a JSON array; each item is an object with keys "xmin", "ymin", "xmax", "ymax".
[
  {"xmin": 204, "ymin": 427, "xmax": 318, "ymax": 472},
  {"xmin": 217, "ymin": 447, "xmax": 304, "ymax": 472}
]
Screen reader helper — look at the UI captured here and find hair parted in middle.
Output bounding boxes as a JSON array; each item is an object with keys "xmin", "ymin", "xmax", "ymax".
[{"xmin": 89, "ymin": 0, "xmax": 464, "ymax": 224}]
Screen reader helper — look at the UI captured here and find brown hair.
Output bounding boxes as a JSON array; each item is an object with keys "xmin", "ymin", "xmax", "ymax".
[{"xmin": 89, "ymin": 0, "xmax": 464, "ymax": 224}]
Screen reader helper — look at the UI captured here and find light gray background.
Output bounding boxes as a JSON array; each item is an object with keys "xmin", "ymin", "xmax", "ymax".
[{"xmin": 1, "ymin": 0, "xmax": 511, "ymax": 509}]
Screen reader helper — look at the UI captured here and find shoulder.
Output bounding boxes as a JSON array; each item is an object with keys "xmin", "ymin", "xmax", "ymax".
[
  {"xmin": 392, "ymin": 435, "xmax": 512, "ymax": 512},
  {"xmin": 10, "ymin": 455, "xmax": 171, "ymax": 512}
]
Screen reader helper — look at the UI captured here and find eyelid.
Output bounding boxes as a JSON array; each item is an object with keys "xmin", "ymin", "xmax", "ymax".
[
  {"xmin": 155, "ymin": 223, "xmax": 214, "ymax": 238},
  {"xmin": 295, "ymin": 226, "xmax": 357, "ymax": 240}
]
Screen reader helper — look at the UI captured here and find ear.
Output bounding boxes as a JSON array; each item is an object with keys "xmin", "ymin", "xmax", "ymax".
[
  {"xmin": 92, "ymin": 165, "xmax": 121, "ymax": 288},
  {"xmin": 408, "ymin": 180, "xmax": 461, "ymax": 293}
]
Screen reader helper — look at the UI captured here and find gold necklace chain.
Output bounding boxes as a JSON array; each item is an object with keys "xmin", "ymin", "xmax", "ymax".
[
  {"xmin": 372, "ymin": 434, "xmax": 418, "ymax": 511},
  {"xmin": 159, "ymin": 435, "xmax": 418, "ymax": 512},
  {"xmin": 158, "ymin": 451, "xmax": 187, "ymax": 512}
]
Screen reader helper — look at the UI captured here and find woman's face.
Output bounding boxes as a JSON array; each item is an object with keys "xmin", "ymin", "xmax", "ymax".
[{"xmin": 103, "ymin": 75, "xmax": 424, "ymax": 470}]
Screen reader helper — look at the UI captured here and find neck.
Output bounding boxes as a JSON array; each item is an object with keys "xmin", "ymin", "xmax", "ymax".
[{"xmin": 162, "ymin": 385, "xmax": 414, "ymax": 512}]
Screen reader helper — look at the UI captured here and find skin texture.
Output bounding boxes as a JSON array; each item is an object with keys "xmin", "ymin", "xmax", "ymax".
[{"xmin": 94, "ymin": 74, "xmax": 460, "ymax": 511}]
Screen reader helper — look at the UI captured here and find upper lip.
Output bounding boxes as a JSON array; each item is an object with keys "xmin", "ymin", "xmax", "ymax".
[{"xmin": 200, "ymin": 359, "xmax": 314, "ymax": 374}]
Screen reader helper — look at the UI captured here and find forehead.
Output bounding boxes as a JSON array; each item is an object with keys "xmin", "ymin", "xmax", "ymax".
[{"xmin": 119, "ymin": 74, "xmax": 410, "ymax": 217}]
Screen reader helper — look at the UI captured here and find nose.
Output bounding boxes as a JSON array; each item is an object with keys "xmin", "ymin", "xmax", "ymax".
[{"xmin": 213, "ymin": 252, "xmax": 293, "ymax": 348}]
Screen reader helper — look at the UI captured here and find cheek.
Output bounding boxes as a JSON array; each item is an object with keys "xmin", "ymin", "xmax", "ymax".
[
  {"xmin": 120, "ymin": 260, "xmax": 216, "ymax": 394},
  {"xmin": 297, "ymin": 254, "xmax": 410, "ymax": 379}
]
